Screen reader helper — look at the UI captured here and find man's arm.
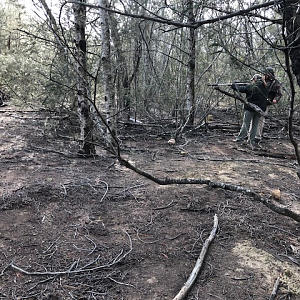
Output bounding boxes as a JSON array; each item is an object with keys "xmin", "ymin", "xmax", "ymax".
[{"xmin": 270, "ymin": 80, "xmax": 282, "ymax": 103}]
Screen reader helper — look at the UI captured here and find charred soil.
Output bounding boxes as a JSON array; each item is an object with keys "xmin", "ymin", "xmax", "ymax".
[{"xmin": 0, "ymin": 104, "xmax": 300, "ymax": 300}]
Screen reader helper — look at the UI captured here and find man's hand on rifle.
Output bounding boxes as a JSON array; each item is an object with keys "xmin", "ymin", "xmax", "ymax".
[{"xmin": 231, "ymin": 82, "xmax": 238, "ymax": 91}]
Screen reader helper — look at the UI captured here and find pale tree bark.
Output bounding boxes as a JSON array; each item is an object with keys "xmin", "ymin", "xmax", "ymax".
[
  {"xmin": 73, "ymin": 1, "xmax": 95, "ymax": 155},
  {"xmin": 98, "ymin": 0, "xmax": 117, "ymax": 145},
  {"xmin": 39, "ymin": 0, "xmax": 68, "ymax": 57},
  {"xmin": 39, "ymin": 0, "xmax": 57, "ymax": 30},
  {"xmin": 38, "ymin": 0, "xmax": 71, "ymax": 65}
]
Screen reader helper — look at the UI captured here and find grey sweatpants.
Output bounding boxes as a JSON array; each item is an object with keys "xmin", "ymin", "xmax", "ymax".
[
  {"xmin": 236, "ymin": 110, "xmax": 261, "ymax": 144},
  {"xmin": 256, "ymin": 106, "xmax": 270, "ymax": 140}
]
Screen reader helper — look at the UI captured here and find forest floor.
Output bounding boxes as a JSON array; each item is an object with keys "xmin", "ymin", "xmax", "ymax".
[{"xmin": 0, "ymin": 103, "xmax": 300, "ymax": 300}]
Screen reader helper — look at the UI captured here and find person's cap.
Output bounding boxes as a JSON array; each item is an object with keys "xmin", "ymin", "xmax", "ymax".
[
  {"xmin": 251, "ymin": 74, "xmax": 262, "ymax": 80},
  {"xmin": 263, "ymin": 67, "xmax": 275, "ymax": 76}
]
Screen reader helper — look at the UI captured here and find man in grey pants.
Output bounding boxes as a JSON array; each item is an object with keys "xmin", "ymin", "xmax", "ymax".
[
  {"xmin": 255, "ymin": 67, "xmax": 282, "ymax": 144},
  {"xmin": 232, "ymin": 74, "xmax": 269, "ymax": 149}
]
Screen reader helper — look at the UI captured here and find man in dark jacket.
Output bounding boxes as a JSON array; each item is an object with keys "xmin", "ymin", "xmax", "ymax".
[
  {"xmin": 255, "ymin": 67, "xmax": 282, "ymax": 143},
  {"xmin": 232, "ymin": 74, "xmax": 269, "ymax": 148}
]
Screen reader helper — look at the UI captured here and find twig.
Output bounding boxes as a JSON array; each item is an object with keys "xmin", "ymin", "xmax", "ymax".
[
  {"xmin": 135, "ymin": 228, "xmax": 161, "ymax": 244},
  {"xmin": 43, "ymin": 235, "xmax": 61, "ymax": 254},
  {"xmin": 121, "ymin": 182, "xmax": 147, "ymax": 193},
  {"xmin": 152, "ymin": 200, "xmax": 176, "ymax": 210},
  {"xmin": 30, "ymin": 144, "xmax": 74, "ymax": 157},
  {"xmin": 108, "ymin": 276, "xmax": 136, "ymax": 288},
  {"xmin": 207, "ymin": 294, "xmax": 222, "ymax": 299},
  {"xmin": 6, "ymin": 231, "xmax": 132, "ymax": 277},
  {"xmin": 269, "ymin": 276, "xmax": 281, "ymax": 300},
  {"xmin": 0, "ymin": 263, "xmax": 11, "ymax": 276},
  {"xmin": 172, "ymin": 214, "xmax": 218, "ymax": 300},
  {"xmin": 72, "ymin": 234, "xmax": 97, "ymax": 254},
  {"xmin": 277, "ymin": 254, "xmax": 300, "ymax": 266},
  {"xmin": 264, "ymin": 223, "xmax": 298, "ymax": 238},
  {"xmin": 98, "ymin": 180, "xmax": 109, "ymax": 202},
  {"xmin": 27, "ymin": 276, "xmax": 57, "ymax": 292}
]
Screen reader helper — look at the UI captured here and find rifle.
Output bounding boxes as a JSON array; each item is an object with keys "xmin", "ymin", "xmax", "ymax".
[{"xmin": 207, "ymin": 82, "xmax": 248, "ymax": 87}]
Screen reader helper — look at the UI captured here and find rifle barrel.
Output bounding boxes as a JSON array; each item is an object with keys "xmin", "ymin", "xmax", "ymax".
[{"xmin": 207, "ymin": 82, "xmax": 247, "ymax": 86}]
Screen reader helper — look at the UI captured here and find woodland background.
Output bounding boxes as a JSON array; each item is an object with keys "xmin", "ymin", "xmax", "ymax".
[{"xmin": 0, "ymin": 0, "xmax": 299, "ymax": 158}]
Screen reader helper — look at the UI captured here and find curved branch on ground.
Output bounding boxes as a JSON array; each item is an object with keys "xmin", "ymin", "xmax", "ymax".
[
  {"xmin": 118, "ymin": 156, "xmax": 300, "ymax": 223},
  {"xmin": 172, "ymin": 214, "xmax": 218, "ymax": 300}
]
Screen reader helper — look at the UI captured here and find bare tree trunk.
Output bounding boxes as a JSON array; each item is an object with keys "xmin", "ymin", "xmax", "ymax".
[
  {"xmin": 282, "ymin": 2, "xmax": 300, "ymax": 165},
  {"xmin": 110, "ymin": 14, "xmax": 141, "ymax": 121},
  {"xmin": 39, "ymin": 0, "xmax": 58, "ymax": 30},
  {"xmin": 284, "ymin": 2, "xmax": 300, "ymax": 86},
  {"xmin": 39, "ymin": 0, "xmax": 69, "ymax": 58},
  {"xmin": 73, "ymin": 1, "xmax": 95, "ymax": 155},
  {"xmin": 186, "ymin": 0, "xmax": 196, "ymax": 126},
  {"xmin": 98, "ymin": 0, "xmax": 117, "ymax": 145}
]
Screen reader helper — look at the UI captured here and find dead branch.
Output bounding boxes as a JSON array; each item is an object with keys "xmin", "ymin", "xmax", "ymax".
[
  {"xmin": 193, "ymin": 153, "xmax": 293, "ymax": 168},
  {"xmin": 118, "ymin": 156, "xmax": 300, "ymax": 223},
  {"xmin": 152, "ymin": 200, "xmax": 176, "ymax": 210},
  {"xmin": 205, "ymin": 123, "xmax": 240, "ymax": 131},
  {"xmin": 172, "ymin": 214, "xmax": 218, "ymax": 300},
  {"xmin": 233, "ymin": 146, "xmax": 297, "ymax": 160},
  {"xmin": 119, "ymin": 121, "xmax": 164, "ymax": 127},
  {"xmin": 67, "ymin": 0, "xmax": 282, "ymax": 29},
  {"xmin": 269, "ymin": 276, "xmax": 280, "ymax": 300},
  {"xmin": 30, "ymin": 144, "xmax": 77, "ymax": 158},
  {"xmin": 256, "ymin": 150, "xmax": 296, "ymax": 160},
  {"xmin": 3, "ymin": 230, "xmax": 132, "ymax": 277},
  {"xmin": 277, "ymin": 254, "xmax": 300, "ymax": 266}
]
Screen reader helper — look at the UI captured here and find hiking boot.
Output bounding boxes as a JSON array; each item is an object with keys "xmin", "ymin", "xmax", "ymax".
[
  {"xmin": 249, "ymin": 142, "xmax": 262, "ymax": 150},
  {"xmin": 233, "ymin": 139, "xmax": 247, "ymax": 146},
  {"xmin": 254, "ymin": 138, "xmax": 261, "ymax": 145},
  {"xmin": 249, "ymin": 143, "xmax": 256, "ymax": 150}
]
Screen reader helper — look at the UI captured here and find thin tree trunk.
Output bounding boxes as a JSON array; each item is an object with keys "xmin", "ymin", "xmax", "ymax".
[
  {"xmin": 284, "ymin": 2, "xmax": 300, "ymax": 86},
  {"xmin": 110, "ymin": 14, "xmax": 141, "ymax": 121},
  {"xmin": 39, "ymin": 0, "xmax": 69, "ymax": 58},
  {"xmin": 98, "ymin": 0, "xmax": 117, "ymax": 146},
  {"xmin": 73, "ymin": 1, "xmax": 95, "ymax": 155},
  {"xmin": 187, "ymin": 0, "xmax": 196, "ymax": 126},
  {"xmin": 282, "ymin": 3, "xmax": 300, "ymax": 165}
]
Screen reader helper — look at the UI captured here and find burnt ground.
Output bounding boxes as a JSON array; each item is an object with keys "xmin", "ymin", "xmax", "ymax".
[{"xmin": 0, "ymin": 103, "xmax": 300, "ymax": 300}]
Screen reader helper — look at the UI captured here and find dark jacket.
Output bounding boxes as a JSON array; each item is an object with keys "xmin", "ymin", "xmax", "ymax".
[
  {"xmin": 266, "ymin": 78, "xmax": 282, "ymax": 105},
  {"xmin": 236, "ymin": 80, "xmax": 269, "ymax": 112}
]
